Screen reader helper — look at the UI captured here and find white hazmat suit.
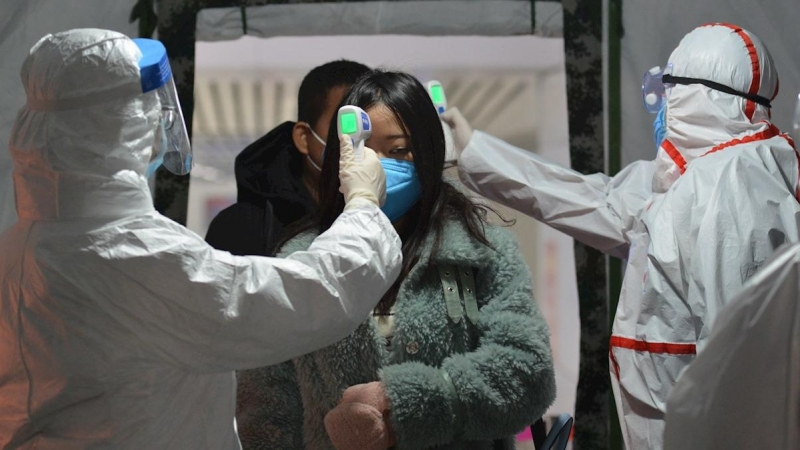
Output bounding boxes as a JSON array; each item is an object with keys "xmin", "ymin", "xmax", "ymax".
[
  {"xmin": 0, "ymin": 29, "xmax": 401, "ymax": 449},
  {"xmin": 663, "ymin": 241, "xmax": 800, "ymax": 450},
  {"xmin": 450, "ymin": 23, "xmax": 800, "ymax": 449}
]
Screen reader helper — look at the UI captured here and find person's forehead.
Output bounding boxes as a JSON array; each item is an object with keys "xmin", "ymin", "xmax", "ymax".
[
  {"xmin": 367, "ymin": 104, "xmax": 406, "ymax": 137},
  {"xmin": 369, "ymin": 104, "xmax": 399, "ymax": 123}
]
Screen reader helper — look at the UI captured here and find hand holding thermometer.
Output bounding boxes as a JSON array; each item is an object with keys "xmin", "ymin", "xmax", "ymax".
[
  {"xmin": 338, "ymin": 106, "xmax": 372, "ymax": 161},
  {"xmin": 427, "ymin": 80, "xmax": 447, "ymax": 115}
]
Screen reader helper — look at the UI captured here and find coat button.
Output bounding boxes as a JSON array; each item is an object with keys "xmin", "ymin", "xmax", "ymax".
[{"xmin": 405, "ymin": 341, "xmax": 420, "ymax": 355}]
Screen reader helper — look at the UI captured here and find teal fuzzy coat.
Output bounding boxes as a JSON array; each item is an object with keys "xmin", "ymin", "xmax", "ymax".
[{"xmin": 236, "ymin": 218, "xmax": 556, "ymax": 450}]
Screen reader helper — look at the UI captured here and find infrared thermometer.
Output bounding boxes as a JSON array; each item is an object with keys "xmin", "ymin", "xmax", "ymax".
[
  {"xmin": 427, "ymin": 80, "xmax": 447, "ymax": 115},
  {"xmin": 427, "ymin": 80, "xmax": 457, "ymax": 166},
  {"xmin": 338, "ymin": 105, "xmax": 372, "ymax": 161}
]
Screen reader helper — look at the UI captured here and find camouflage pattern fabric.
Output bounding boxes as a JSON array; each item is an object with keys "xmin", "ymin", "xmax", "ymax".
[{"xmin": 562, "ymin": 1, "xmax": 611, "ymax": 449}]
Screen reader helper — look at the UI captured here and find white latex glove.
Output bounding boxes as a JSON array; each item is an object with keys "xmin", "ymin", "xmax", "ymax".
[
  {"xmin": 339, "ymin": 135, "xmax": 387, "ymax": 210},
  {"xmin": 440, "ymin": 107, "xmax": 474, "ymax": 157}
]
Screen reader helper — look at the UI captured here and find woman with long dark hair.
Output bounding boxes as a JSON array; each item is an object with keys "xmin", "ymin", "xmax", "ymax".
[{"xmin": 236, "ymin": 70, "xmax": 555, "ymax": 450}]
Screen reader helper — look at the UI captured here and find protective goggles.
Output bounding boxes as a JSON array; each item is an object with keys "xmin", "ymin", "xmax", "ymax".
[
  {"xmin": 133, "ymin": 38, "xmax": 192, "ymax": 175},
  {"xmin": 642, "ymin": 65, "xmax": 674, "ymax": 114},
  {"xmin": 643, "ymin": 63, "xmax": 772, "ymax": 114}
]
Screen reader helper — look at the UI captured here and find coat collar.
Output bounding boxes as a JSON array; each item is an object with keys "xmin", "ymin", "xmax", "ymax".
[{"xmin": 401, "ymin": 217, "xmax": 497, "ymax": 289}]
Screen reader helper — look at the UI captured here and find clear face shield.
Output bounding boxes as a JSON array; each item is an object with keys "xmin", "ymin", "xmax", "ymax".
[
  {"xmin": 133, "ymin": 38, "xmax": 192, "ymax": 176},
  {"xmin": 642, "ymin": 64, "xmax": 674, "ymax": 114}
]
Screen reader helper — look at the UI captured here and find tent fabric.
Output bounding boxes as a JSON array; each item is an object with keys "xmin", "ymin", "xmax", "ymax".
[{"xmin": 195, "ymin": 1, "xmax": 563, "ymax": 42}]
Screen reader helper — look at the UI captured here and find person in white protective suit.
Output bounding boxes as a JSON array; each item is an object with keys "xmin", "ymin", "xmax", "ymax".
[
  {"xmin": 442, "ymin": 23, "xmax": 800, "ymax": 449},
  {"xmin": 0, "ymin": 29, "xmax": 402, "ymax": 449},
  {"xmin": 663, "ymin": 241, "xmax": 800, "ymax": 450}
]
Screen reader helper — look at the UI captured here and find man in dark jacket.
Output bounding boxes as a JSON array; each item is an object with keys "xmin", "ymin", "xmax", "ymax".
[{"xmin": 206, "ymin": 60, "xmax": 370, "ymax": 256}]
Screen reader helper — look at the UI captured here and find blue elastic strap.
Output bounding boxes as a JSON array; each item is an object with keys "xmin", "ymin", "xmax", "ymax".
[{"xmin": 132, "ymin": 38, "xmax": 172, "ymax": 93}]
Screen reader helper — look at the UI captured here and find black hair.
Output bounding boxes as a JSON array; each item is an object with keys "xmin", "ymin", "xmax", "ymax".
[
  {"xmin": 297, "ymin": 60, "xmax": 371, "ymax": 128},
  {"xmin": 282, "ymin": 70, "xmax": 511, "ymax": 314}
]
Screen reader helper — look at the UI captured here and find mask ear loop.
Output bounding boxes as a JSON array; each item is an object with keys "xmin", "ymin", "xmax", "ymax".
[
  {"xmin": 306, "ymin": 155, "xmax": 323, "ymax": 172},
  {"xmin": 309, "ymin": 127, "xmax": 327, "ymax": 147},
  {"xmin": 306, "ymin": 125, "xmax": 326, "ymax": 172}
]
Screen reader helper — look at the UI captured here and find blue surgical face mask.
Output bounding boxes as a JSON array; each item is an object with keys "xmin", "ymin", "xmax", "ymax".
[
  {"xmin": 653, "ymin": 104, "xmax": 668, "ymax": 150},
  {"xmin": 380, "ymin": 158, "xmax": 422, "ymax": 222},
  {"xmin": 147, "ymin": 120, "xmax": 168, "ymax": 178}
]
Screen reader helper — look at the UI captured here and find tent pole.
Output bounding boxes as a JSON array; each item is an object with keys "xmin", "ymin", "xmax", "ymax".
[
  {"xmin": 562, "ymin": 1, "xmax": 611, "ymax": 448},
  {"xmin": 606, "ymin": 0, "xmax": 624, "ymax": 449}
]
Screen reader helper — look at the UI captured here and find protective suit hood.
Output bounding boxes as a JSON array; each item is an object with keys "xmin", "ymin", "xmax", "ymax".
[
  {"xmin": 10, "ymin": 29, "xmax": 159, "ymax": 221},
  {"xmin": 654, "ymin": 23, "xmax": 785, "ymax": 192}
]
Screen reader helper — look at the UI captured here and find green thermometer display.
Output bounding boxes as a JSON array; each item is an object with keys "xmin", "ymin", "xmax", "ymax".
[
  {"xmin": 337, "ymin": 105, "xmax": 372, "ymax": 161},
  {"xmin": 340, "ymin": 112, "xmax": 358, "ymax": 135},
  {"xmin": 427, "ymin": 80, "xmax": 447, "ymax": 114},
  {"xmin": 430, "ymin": 85, "xmax": 445, "ymax": 104}
]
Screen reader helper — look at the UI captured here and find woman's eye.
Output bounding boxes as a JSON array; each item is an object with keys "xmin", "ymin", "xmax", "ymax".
[{"xmin": 389, "ymin": 147, "xmax": 410, "ymax": 155}]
